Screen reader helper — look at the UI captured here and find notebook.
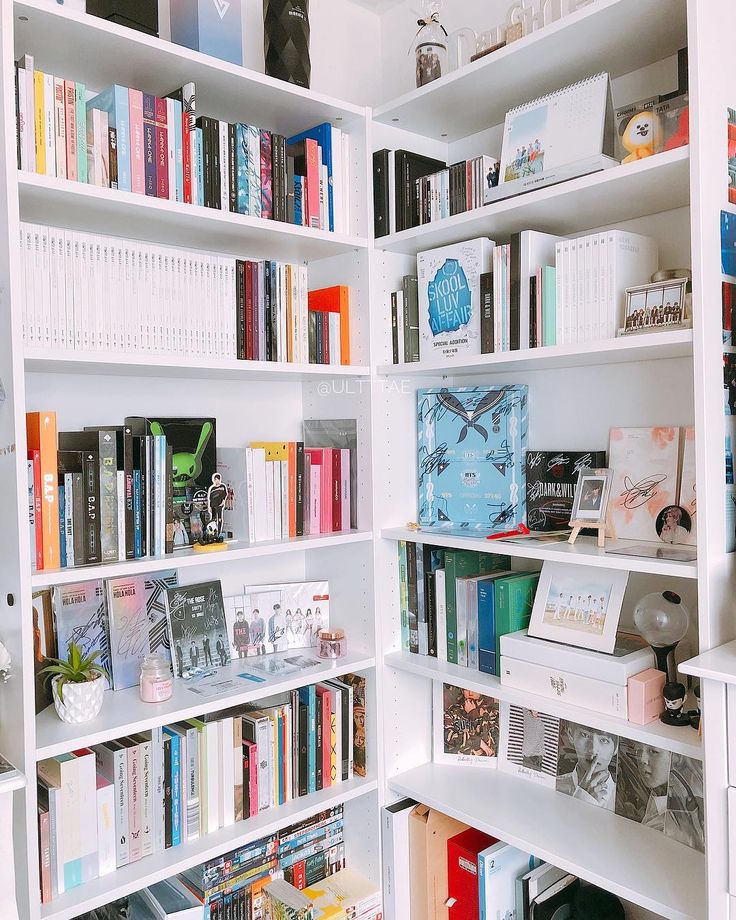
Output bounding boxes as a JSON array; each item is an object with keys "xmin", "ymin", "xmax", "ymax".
[{"xmin": 499, "ymin": 73, "xmax": 614, "ymax": 184}]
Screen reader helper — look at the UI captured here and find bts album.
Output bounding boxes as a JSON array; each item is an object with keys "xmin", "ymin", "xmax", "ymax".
[
  {"xmin": 525, "ymin": 450, "xmax": 607, "ymax": 532},
  {"xmin": 417, "ymin": 385, "xmax": 528, "ymax": 532}
]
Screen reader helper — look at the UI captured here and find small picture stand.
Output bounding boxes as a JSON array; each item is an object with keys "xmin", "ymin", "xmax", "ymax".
[{"xmin": 568, "ymin": 515, "xmax": 617, "ymax": 548}]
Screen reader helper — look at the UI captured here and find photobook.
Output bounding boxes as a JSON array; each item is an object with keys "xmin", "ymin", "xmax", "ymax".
[{"xmin": 417, "ymin": 385, "xmax": 528, "ymax": 531}]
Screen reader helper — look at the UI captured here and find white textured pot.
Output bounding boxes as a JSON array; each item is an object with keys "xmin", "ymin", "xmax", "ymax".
[{"xmin": 52, "ymin": 675, "xmax": 104, "ymax": 724}]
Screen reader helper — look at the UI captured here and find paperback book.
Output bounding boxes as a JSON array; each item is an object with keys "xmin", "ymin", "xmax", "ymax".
[{"xmin": 165, "ymin": 580, "xmax": 230, "ymax": 678}]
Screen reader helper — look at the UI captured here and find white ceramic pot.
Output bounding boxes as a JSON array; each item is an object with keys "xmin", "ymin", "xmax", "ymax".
[{"xmin": 52, "ymin": 674, "xmax": 104, "ymax": 724}]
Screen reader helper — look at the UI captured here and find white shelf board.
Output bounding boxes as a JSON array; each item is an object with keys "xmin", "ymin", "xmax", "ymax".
[
  {"xmin": 374, "ymin": 0, "xmax": 687, "ymax": 142},
  {"xmin": 17, "ymin": 173, "xmax": 369, "ymax": 262},
  {"xmin": 39, "ymin": 774, "xmax": 378, "ymax": 920},
  {"xmin": 25, "ymin": 350, "xmax": 370, "ymax": 382},
  {"xmin": 13, "ymin": 0, "xmax": 367, "ymax": 134},
  {"xmin": 680, "ymin": 640, "xmax": 736, "ymax": 684},
  {"xmin": 30, "ymin": 530, "xmax": 373, "ymax": 588},
  {"xmin": 388, "ymin": 762, "xmax": 704, "ymax": 920},
  {"xmin": 385, "ymin": 650, "xmax": 702, "ymax": 759},
  {"xmin": 378, "ymin": 330, "xmax": 693, "ymax": 377},
  {"xmin": 375, "ymin": 148, "xmax": 689, "ymax": 256},
  {"xmin": 382, "ymin": 527, "xmax": 697, "ymax": 579},
  {"xmin": 37, "ymin": 649, "xmax": 375, "ymax": 759}
]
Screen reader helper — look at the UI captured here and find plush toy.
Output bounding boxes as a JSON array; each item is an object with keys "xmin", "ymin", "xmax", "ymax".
[{"xmin": 620, "ymin": 110, "xmax": 659, "ymax": 163}]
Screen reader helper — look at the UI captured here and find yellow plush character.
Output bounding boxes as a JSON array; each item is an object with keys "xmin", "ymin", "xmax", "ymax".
[{"xmin": 621, "ymin": 110, "xmax": 660, "ymax": 163}]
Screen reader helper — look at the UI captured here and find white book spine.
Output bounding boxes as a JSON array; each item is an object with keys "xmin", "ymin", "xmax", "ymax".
[
  {"xmin": 265, "ymin": 460, "xmax": 276, "ymax": 541},
  {"xmin": 166, "ymin": 98, "xmax": 177, "ymax": 201},
  {"xmin": 96, "ymin": 779, "xmax": 116, "ymax": 877},
  {"xmin": 220, "ymin": 717, "xmax": 235, "ymax": 827},
  {"xmin": 17, "ymin": 67, "xmax": 27, "ymax": 171},
  {"xmin": 205, "ymin": 722, "xmax": 220, "ymax": 833},
  {"xmin": 40, "ymin": 228, "xmax": 51, "ymax": 349},
  {"xmin": 435, "ymin": 569, "xmax": 447, "ymax": 662},
  {"xmin": 76, "ymin": 752, "xmax": 98, "ymax": 883},
  {"xmin": 257, "ymin": 718, "xmax": 272, "ymax": 812},
  {"xmin": 500, "ymin": 656, "xmax": 628, "ymax": 718},
  {"xmin": 244, "ymin": 447, "xmax": 256, "ymax": 543},
  {"xmin": 395, "ymin": 290, "xmax": 405, "ymax": 363},
  {"xmin": 137, "ymin": 738, "xmax": 153, "ymax": 857},
  {"xmin": 456, "ymin": 579, "xmax": 469, "ymax": 667},
  {"xmin": 252, "ymin": 448, "xmax": 268, "ymax": 542},
  {"xmin": 382, "ymin": 802, "xmax": 414, "ymax": 920},
  {"xmin": 150, "ymin": 727, "xmax": 165, "ymax": 853},
  {"xmin": 184, "ymin": 726, "xmax": 200, "ymax": 842},
  {"xmin": 127, "ymin": 743, "xmax": 141, "ymax": 863},
  {"xmin": 49, "ymin": 786, "xmax": 64, "ymax": 895},
  {"xmin": 54, "ymin": 77, "xmax": 66, "ymax": 179},
  {"xmin": 63, "ymin": 472, "xmax": 74, "ymax": 567},
  {"xmin": 23, "ymin": 57, "xmax": 36, "ymax": 171},
  {"xmin": 280, "ymin": 460, "xmax": 289, "ymax": 540},
  {"xmin": 43, "ymin": 72, "xmax": 55, "ymax": 177},
  {"xmin": 555, "ymin": 241, "xmax": 565, "ymax": 346},
  {"xmin": 583, "ymin": 236, "xmax": 593, "ymax": 342}
]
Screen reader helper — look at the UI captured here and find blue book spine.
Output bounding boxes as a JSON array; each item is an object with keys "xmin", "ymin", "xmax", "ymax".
[
  {"xmin": 477, "ymin": 581, "xmax": 497, "ymax": 676},
  {"xmin": 277, "ymin": 710, "xmax": 284, "ymax": 804},
  {"xmin": 58, "ymin": 484, "xmax": 66, "ymax": 569},
  {"xmin": 87, "ymin": 86, "xmax": 131, "ymax": 192},
  {"xmin": 171, "ymin": 97, "xmax": 183, "ymax": 202},
  {"xmin": 299, "ymin": 686, "xmax": 317, "ymax": 793},
  {"xmin": 478, "ymin": 853, "xmax": 487, "ymax": 920},
  {"xmin": 195, "ymin": 127, "xmax": 204, "ymax": 207},
  {"xmin": 294, "ymin": 175, "xmax": 303, "ymax": 226},
  {"xmin": 133, "ymin": 469, "xmax": 142, "ymax": 558},
  {"xmin": 286, "ymin": 123, "xmax": 334, "ymax": 231},
  {"xmin": 164, "ymin": 730, "xmax": 181, "ymax": 847},
  {"xmin": 235, "ymin": 123, "xmax": 249, "ymax": 215}
]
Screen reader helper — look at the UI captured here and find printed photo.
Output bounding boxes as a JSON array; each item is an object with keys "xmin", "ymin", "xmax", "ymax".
[
  {"xmin": 499, "ymin": 702, "xmax": 560, "ymax": 787},
  {"xmin": 503, "ymin": 105, "xmax": 547, "ymax": 181},
  {"xmin": 615, "ymin": 738, "xmax": 671, "ymax": 832},
  {"xmin": 434, "ymin": 682, "xmax": 499, "ymax": 766},
  {"xmin": 166, "ymin": 581, "xmax": 230, "ymax": 680},
  {"xmin": 528, "ymin": 562, "xmax": 628, "ymax": 653},
  {"xmin": 570, "ymin": 468, "xmax": 612, "ymax": 523},
  {"xmin": 622, "ymin": 279, "xmax": 689, "ymax": 335},
  {"xmin": 243, "ymin": 581, "xmax": 330, "ymax": 656},
  {"xmin": 665, "ymin": 754, "xmax": 705, "ymax": 853},
  {"xmin": 556, "ymin": 720, "xmax": 618, "ymax": 811},
  {"xmin": 655, "ymin": 504, "xmax": 692, "ymax": 545}
]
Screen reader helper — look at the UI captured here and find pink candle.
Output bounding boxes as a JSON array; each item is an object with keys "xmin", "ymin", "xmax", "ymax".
[{"xmin": 139, "ymin": 654, "xmax": 173, "ymax": 703}]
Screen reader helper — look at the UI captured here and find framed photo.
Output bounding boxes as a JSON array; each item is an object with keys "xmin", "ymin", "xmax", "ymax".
[
  {"xmin": 527, "ymin": 562, "xmax": 629, "ymax": 653},
  {"xmin": 619, "ymin": 278, "xmax": 690, "ymax": 336},
  {"xmin": 433, "ymin": 682, "xmax": 500, "ymax": 768},
  {"xmin": 570, "ymin": 468, "xmax": 612, "ymax": 523}
]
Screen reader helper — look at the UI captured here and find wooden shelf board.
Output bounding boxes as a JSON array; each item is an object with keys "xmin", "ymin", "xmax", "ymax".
[
  {"xmin": 388, "ymin": 762, "xmax": 704, "ymax": 920},
  {"xmin": 374, "ymin": 0, "xmax": 687, "ymax": 142},
  {"xmin": 381, "ymin": 527, "xmax": 697, "ymax": 579},
  {"xmin": 375, "ymin": 148, "xmax": 689, "ymax": 256},
  {"xmin": 378, "ymin": 330, "xmax": 693, "ymax": 377},
  {"xmin": 30, "ymin": 530, "xmax": 373, "ymax": 589},
  {"xmin": 385, "ymin": 650, "xmax": 702, "ymax": 759},
  {"xmin": 17, "ymin": 173, "xmax": 368, "ymax": 262},
  {"xmin": 39, "ymin": 775, "xmax": 377, "ymax": 920}
]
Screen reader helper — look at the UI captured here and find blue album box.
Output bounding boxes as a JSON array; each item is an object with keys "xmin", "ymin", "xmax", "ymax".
[
  {"xmin": 417, "ymin": 385, "xmax": 528, "ymax": 532},
  {"xmin": 170, "ymin": 0, "xmax": 243, "ymax": 66}
]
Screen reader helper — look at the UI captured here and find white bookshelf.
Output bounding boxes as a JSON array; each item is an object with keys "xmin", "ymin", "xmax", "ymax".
[{"xmin": 1, "ymin": 0, "xmax": 734, "ymax": 918}]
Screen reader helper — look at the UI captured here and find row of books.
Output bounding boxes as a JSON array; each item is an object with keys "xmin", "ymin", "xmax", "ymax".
[
  {"xmin": 415, "ymin": 155, "xmax": 500, "ymax": 225},
  {"xmin": 385, "ymin": 798, "xmax": 584, "ymax": 920},
  {"xmin": 76, "ymin": 806, "xmax": 350, "ymax": 918},
  {"xmin": 389, "ymin": 275, "xmax": 419, "ymax": 365},
  {"xmin": 398, "ymin": 543, "xmax": 539, "ymax": 673},
  {"xmin": 14, "ymin": 61, "xmax": 352, "ymax": 233},
  {"xmin": 37, "ymin": 675, "xmax": 364, "ymax": 901},
  {"xmin": 18, "ymin": 222, "xmax": 353, "ymax": 365},
  {"xmin": 264, "ymin": 870, "xmax": 381, "ymax": 919}
]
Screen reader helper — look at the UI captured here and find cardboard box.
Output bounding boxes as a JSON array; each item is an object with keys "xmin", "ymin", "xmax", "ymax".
[
  {"xmin": 170, "ymin": 0, "xmax": 243, "ymax": 65},
  {"xmin": 627, "ymin": 668, "xmax": 666, "ymax": 724},
  {"xmin": 409, "ymin": 805, "xmax": 471, "ymax": 920},
  {"xmin": 409, "ymin": 805, "xmax": 430, "ymax": 920}
]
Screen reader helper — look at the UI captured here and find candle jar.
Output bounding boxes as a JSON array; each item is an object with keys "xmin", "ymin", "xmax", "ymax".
[
  {"xmin": 139, "ymin": 654, "xmax": 173, "ymax": 703},
  {"xmin": 318, "ymin": 629, "xmax": 347, "ymax": 660}
]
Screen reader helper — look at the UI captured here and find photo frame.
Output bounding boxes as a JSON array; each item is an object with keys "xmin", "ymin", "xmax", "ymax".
[
  {"xmin": 433, "ymin": 682, "xmax": 500, "ymax": 768},
  {"xmin": 569, "ymin": 468, "xmax": 613, "ymax": 523},
  {"xmin": 619, "ymin": 278, "xmax": 690, "ymax": 336},
  {"xmin": 527, "ymin": 561, "xmax": 629, "ymax": 653}
]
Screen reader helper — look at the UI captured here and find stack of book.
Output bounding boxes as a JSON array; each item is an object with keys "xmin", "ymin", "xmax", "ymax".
[
  {"xmin": 14, "ymin": 64, "xmax": 353, "ymax": 232},
  {"xmin": 37, "ymin": 673, "xmax": 366, "ymax": 902},
  {"xmin": 397, "ymin": 542, "xmax": 539, "ymax": 674},
  {"xmin": 307, "ymin": 285, "xmax": 351, "ymax": 366},
  {"xmin": 390, "ymin": 275, "xmax": 419, "ymax": 364},
  {"xmin": 416, "ymin": 155, "xmax": 500, "ymax": 225},
  {"xmin": 244, "ymin": 441, "xmax": 353, "ymax": 544}
]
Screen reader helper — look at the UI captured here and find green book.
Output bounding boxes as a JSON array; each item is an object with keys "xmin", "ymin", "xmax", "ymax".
[
  {"xmin": 494, "ymin": 571, "xmax": 541, "ymax": 667},
  {"xmin": 542, "ymin": 265, "xmax": 556, "ymax": 347},
  {"xmin": 398, "ymin": 541, "xmax": 409, "ymax": 652},
  {"xmin": 444, "ymin": 550, "xmax": 508, "ymax": 664}
]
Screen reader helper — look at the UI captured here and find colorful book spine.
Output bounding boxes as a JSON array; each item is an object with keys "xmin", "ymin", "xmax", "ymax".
[
  {"xmin": 155, "ymin": 97, "xmax": 169, "ymax": 200},
  {"xmin": 260, "ymin": 129, "xmax": 273, "ymax": 219},
  {"xmin": 142, "ymin": 93, "xmax": 157, "ymax": 196}
]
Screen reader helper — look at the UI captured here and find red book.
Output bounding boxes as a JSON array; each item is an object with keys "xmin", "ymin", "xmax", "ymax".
[
  {"xmin": 316, "ymin": 686, "xmax": 332, "ymax": 789},
  {"xmin": 305, "ymin": 137, "xmax": 320, "ymax": 230},
  {"xmin": 290, "ymin": 860, "xmax": 306, "ymax": 890},
  {"xmin": 288, "ymin": 442, "xmax": 297, "ymax": 539},
  {"xmin": 447, "ymin": 828, "xmax": 498, "ymax": 920},
  {"xmin": 331, "ymin": 450, "xmax": 341, "ymax": 532},
  {"xmin": 154, "ymin": 97, "xmax": 169, "ymax": 199},
  {"xmin": 308, "ymin": 286, "xmax": 351, "ymax": 365},
  {"xmin": 182, "ymin": 111, "xmax": 192, "ymax": 204}
]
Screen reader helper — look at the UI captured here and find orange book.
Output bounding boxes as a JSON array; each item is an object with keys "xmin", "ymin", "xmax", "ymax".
[
  {"xmin": 308, "ymin": 285, "xmax": 351, "ymax": 365},
  {"xmin": 26, "ymin": 411, "xmax": 60, "ymax": 570},
  {"xmin": 287, "ymin": 441, "xmax": 297, "ymax": 539}
]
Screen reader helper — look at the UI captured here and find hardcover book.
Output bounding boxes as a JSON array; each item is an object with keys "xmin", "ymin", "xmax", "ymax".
[
  {"xmin": 524, "ymin": 449, "xmax": 607, "ymax": 531},
  {"xmin": 52, "ymin": 579, "xmax": 112, "ymax": 689},
  {"xmin": 417, "ymin": 238, "xmax": 494, "ymax": 362},
  {"xmin": 165, "ymin": 580, "xmax": 230, "ymax": 678},
  {"xmin": 417, "ymin": 385, "xmax": 528, "ymax": 531}
]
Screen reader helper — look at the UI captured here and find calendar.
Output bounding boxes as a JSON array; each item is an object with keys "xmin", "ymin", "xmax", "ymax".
[{"xmin": 499, "ymin": 73, "xmax": 614, "ymax": 184}]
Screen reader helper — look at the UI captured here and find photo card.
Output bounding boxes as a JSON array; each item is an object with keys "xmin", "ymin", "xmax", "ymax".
[{"xmin": 570, "ymin": 468, "xmax": 613, "ymax": 523}]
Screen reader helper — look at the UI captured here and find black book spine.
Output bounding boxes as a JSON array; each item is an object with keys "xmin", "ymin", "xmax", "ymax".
[
  {"xmin": 298, "ymin": 703, "xmax": 308, "ymax": 797},
  {"xmin": 296, "ymin": 441, "xmax": 304, "ymax": 537},
  {"xmin": 264, "ymin": 260, "xmax": 273, "ymax": 361},
  {"xmin": 211, "ymin": 119, "xmax": 221, "ymax": 210},
  {"xmin": 163, "ymin": 735, "xmax": 173, "ymax": 848},
  {"xmin": 136, "ymin": 436, "xmax": 147, "ymax": 558},
  {"xmin": 14, "ymin": 66, "xmax": 21, "ymax": 170},
  {"xmin": 98, "ymin": 431, "xmax": 118, "ymax": 564},
  {"xmin": 403, "ymin": 275, "xmax": 419, "ymax": 362},
  {"xmin": 82, "ymin": 450, "xmax": 101, "ymax": 564},
  {"xmin": 372, "ymin": 148, "xmax": 389, "ymax": 238},
  {"xmin": 273, "ymin": 134, "xmax": 285, "ymax": 222},
  {"xmin": 108, "ymin": 126, "xmax": 118, "ymax": 189},
  {"xmin": 509, "ymin": 231, "xmax": 521, "ymax": 351},
  {"xmin": 286, "ymin": 155, "xmax": 296, "ymax": 225},
  {"xmin": 480, "ymin": 271, "xmax": 494, "ymax": 354},
  {"xmin": 228, "ymin": 122, "xmax": 237, "ymax": 212},
  {"xmin": 406, "ymin": 541, "xmax": 418, "ymax": 654},
  {"xmin": 270, "ymin": 263, "xmax": 279, "ymax": 359},
  {"xmin": 529, "ymin": 274, "xmax": 537, "ymax": 349},
  {"xmin": 122, "ymin": 427, "xmax": 135, "ymax": 560},
  {"xmin": 391, "ymin": 292, "xmax": 399, "ymax": 364},
  {"xmin": 165, "ymin": 444, "xmax": 173, "ymax": 555},
  {"xmin": 426, "ymin": 571, "xmax": 437, "ymax": 658},
  {"xmin": 236, "ymin": 260, "xmax": 245, "ymax": 360},
  {"xmin": 459, "ymin": 163, "xmax": 467, "ymax": 213},
  {"xmin": 71, "ymin": 471, "xmax": 86, "ymax": 565},
  {"xmin": 315, "ymin": 697, "xmax": 323, "ymax": 791}
]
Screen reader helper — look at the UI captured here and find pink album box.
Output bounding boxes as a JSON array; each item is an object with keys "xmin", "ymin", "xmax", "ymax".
[{"xmin": 628, "ymin": 668, "xmax": 666, "ymax": 724}]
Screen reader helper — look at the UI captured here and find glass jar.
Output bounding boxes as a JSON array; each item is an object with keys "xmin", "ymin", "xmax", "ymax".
[
  {"xmin": 318, "ymin": 628, "xmax": 347, "ymax": 660},
  {"xmin": 139, "ymin": 654, "xmax": 173, "ymax": 703},
  {"xmin": 415, "ymin": 16, "xmax": 447, "ymax": 88}
]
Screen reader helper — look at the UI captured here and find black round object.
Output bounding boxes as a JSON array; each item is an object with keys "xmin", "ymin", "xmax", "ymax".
[
  {"xmin": 663, "ymin": 590, "xmax": 682, "ymax": 604},
  {"xmin": 573, "ymin": 886, "xmax": 625, "ymax": 919},
  {"xmin": 264, "ymin": 0, "xmax": 311, "ymax": 89}
]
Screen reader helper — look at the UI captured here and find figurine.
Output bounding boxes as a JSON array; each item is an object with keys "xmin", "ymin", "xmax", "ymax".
[
  {"xmin": 689, "ymin": 683, "xmax": 701, "ymax": 730},
  {"xmin": 660, "ymin": 680, "xmax": 691, "ymax": 727},
  {"xmin": 193, "ymin": 519, "xmax": 227, "ymax": 553}
]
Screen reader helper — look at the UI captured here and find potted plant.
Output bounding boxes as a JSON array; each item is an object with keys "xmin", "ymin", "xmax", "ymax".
[{"xmin": 40, "ymin": 642, "xmax": 108, "ymax": 724}]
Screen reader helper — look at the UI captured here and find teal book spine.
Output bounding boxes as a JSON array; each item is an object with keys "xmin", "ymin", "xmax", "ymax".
[
  {"xmin": 163, "ymin": 729, "xmax": 181, "ymax": 847},
  {"xmin": 235, "ymin": 123, "xmax": 250, "ymax": 215},
  {"xmin": 75, "ymin": 83, "xmax": 87, "ymax": 184},
  {"xmin": 494, "ymin": 572, "xmax": 540, "ymax": 666},
  {"xmin": 299, "ymin": 686, "xmax": 317, "ymax": 794},
  {"xmin": 477, "ymin": 579, "xmax": 497, "ymax": 676},
  {"xmin": 542, "ymin": 265, "xmax": 557, "ymax": 346}
]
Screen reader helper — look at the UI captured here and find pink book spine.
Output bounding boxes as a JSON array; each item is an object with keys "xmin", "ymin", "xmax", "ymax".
[
  {"xmin": 127, "ymin": 745, "xmax": 142, "ymax": 862},
  {"xmin": 340, "ymin": 448, "xmax": 350, "ymax": 530},
  {"xmin": 320, "ymin": 448, "xmax": 332, "ymax": 533},
  {"xmin": 128, "ymin": 89, "xmax": 145, "ymax": 195},
  {"xmin": 64, "ymin": 81, "xmax": 77, "ymax": 181},
  {"xmin": 245, "ymin": 740, "xmax": 259, "ymax": 818},
  {"xmin": 155, "ymin": 97, "xmax": 169, "ymax": 199},
  {"xmin": 310, "ymin": 464, "xmax": 321, "ymax": 535},
  {"xmin": 318, "ymin": 688, "xmax": 331, "ymax": 789}
]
